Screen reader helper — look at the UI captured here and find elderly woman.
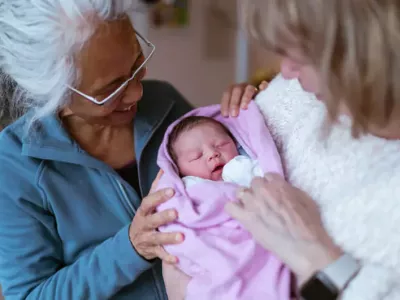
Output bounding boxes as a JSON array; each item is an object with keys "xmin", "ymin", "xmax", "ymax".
[
  {"xmin": 0, "ymin": 1, "xmax": 256, "ymax": 299},
  {"xmin": 165, "ymin": 1, "xmax": 400, "ymax": 300}
]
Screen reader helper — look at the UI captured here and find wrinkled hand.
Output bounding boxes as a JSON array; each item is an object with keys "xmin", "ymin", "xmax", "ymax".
[
  {"xmin": 225, "ymin": 173, "xmax": 342, "ymax": 282},
  {"xmin": 220, "ymin": 81, "xmax": 269, "ymax": 117},
  {"xmin": 129, "ymin": 170, "xmax": 184, "ymax": 264}
]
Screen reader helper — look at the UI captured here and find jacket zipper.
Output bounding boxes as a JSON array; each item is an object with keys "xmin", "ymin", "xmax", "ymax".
[
  {"xmin": 136, "ymin": 103, "xmax": 174, "ymax": 300},
  {"xmin": 116, "ymin": 179, "xmax": 136, "ymax": 217},
  {"xmin": 137, "ymin": 101, "xmax": 174, "ymax": 198},
  {"xmin": 114, "ymin": 102, "xmax": 174, "ymax": 300},
  {"xmin": 116, "ymin": 179, "xmax": 166, "ymax": 299}
]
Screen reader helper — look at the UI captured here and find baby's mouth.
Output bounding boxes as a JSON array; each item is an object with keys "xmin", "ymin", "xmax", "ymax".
[{"xmin": 212, "ymin": 163, "xmax": 225, "ymax": 173}]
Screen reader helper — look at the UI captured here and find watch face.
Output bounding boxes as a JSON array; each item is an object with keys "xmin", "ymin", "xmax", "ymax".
[{"xmin": 300, "ymin": 273, "xmax": 339, "ymax": 300}]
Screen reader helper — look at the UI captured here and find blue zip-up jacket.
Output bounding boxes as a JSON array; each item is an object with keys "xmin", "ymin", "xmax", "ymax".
[{"xmin": 0, "ymin": 81, "xmax": 192, "ymax": 300}]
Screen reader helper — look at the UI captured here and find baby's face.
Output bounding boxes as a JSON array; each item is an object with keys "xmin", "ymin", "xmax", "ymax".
[{"xmin": 173, "ymin": 122, "xmax": 238, "ymax": 180}]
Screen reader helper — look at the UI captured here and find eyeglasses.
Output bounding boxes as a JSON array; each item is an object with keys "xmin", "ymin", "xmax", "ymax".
[{"xmin": 67, "ymin": 30, "xmax": 156, "ymax": 105}]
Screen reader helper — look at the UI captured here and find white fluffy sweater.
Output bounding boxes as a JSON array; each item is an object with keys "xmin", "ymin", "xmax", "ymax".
[{"xmin": 255, "ymin": 75, "xmax": 400, "ymax": 300}]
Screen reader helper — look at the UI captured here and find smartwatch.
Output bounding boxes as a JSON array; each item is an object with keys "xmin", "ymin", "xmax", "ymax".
[{"xmin": 300, "ymin": 254, "xmax": 360, "ymax": 300}]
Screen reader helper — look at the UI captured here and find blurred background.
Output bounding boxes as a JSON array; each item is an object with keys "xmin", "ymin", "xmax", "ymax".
[{"xmin": 135, "ymin": 0, "xmax": 280, "ymax": 107}]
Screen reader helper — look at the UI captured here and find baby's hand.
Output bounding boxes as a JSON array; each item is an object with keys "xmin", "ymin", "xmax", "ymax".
[{"xmin": 220, "ymin": 81, "xmax": 269, "ymax": 118}]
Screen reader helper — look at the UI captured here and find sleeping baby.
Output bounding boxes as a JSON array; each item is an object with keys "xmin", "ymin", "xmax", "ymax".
[
  {"xmin": 167, "ymin": 115, "xmax": 263, "ymax": 188},
  {"xmin": 156, "ymin": 102, "xmax": 292, "ymax": 300}
]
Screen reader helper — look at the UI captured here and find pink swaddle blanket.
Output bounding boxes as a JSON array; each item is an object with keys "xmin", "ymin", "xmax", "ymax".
[{"xmin": 156, "ymin": 102, "xmax": 291, "ymax": 300}]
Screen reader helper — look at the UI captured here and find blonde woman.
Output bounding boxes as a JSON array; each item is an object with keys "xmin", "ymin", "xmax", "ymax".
[{"xmin": 165, "ymin": 1, "xmax": 400, "ymax": 299}]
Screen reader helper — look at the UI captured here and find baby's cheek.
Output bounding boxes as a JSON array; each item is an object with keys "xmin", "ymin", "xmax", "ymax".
[
  {"xmin": 227, "ymin": 146, "xmax": 239, "ymax": 160},
  {"xmin": 198, "ymin": 165, "xmax": 213, "ymax": 180},
  {"xmin": 179, "ymin": 161, "xmax": 210, "ymax": 179}
]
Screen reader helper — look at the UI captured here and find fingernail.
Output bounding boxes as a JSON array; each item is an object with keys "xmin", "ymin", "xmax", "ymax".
[
  {"xmin": 237, "ymin": 188, "xmax": 246, "ymax": 198},
  {"xmin": 231, "ymin": 109, "xmax": 238, "ymax": 117},
  {"xmin": 169, "ymin": 210, "xmax": 177, "ymax": 218},
  {"xmin": 265, "ymin": 173, "xmax": 282, "ymax": 181},
  {"xmin": 170, "ymin": 256, "xmax": 178, "ymax": 263},
  {"xmin": 264, "ymin": 173, "xmax": 274, "ymax": 181},
  {"xmin": 165, "ymin": 189, "xmax": 174, "ymax": 197},
  {"xmin": 176, "ymin": 233, "xmax": 184, "ymax": 242}
]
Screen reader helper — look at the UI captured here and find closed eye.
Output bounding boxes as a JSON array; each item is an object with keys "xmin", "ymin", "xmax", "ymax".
[
  {"xmin": 217, "ymin": 141, "xmax": 230, "ymax": 148},
  {"xmin": 189, "ymin": 153, "xmax": 202, "ymax": 162},
  {"xmin": 95, "ymin": 52, "xmax": 144, "ymax": 97}
]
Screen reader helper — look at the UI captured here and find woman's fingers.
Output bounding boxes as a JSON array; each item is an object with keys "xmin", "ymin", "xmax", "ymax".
[
  {"xmin": 264, "ymin": 172, "xmax": 284, "ymax": 182},
  {"xmin": 229, "ymin": 85, "xmax": 245, "ymax": 117},
  {"xmin": 150, "ymin": 169, "xmax": 164, "ymax": 193},
  {"xmin": 221, "ymin": 90, "xmax": 231, "ymax": 117},
  {"xmin": 258, "ymin": 80, "xmax": 269, "ymax": 91},
  {"xmin": 150, "ymin": 231, "xmax": 184, "ymax": 246},
  {"xmin": 263, "ymin": 173, "xmax": 306, "ymax": 232},
  {"xmin": 155, "ymin": 246, "xmax": 178, "ymax": 264},
  {"xmin": 146, "ymin": 209, "xmax": 178, "ymax": 229},
  {"xmin": 220, "ymin": 83, "xmax": 259, "ymax": 117},
  {"xmin": 129, "ymin": 188, "xmax": 182, "ymax": 261},
  {"xmin": 139, "ymin": 188, "xmax": 175, "ymax": 215},
  {"xmin": 239, "ymin": 176, "xmax": 287, "ymax": 233},
  {"xmin": 225, "ymin": 201, "xmax": 251, "ymax": 224},
  {"xmin": 241, "ymin": 85, "xmax": 257, "ymax": 109}
]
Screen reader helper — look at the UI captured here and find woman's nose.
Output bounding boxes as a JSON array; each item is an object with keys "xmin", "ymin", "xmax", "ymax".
[
  {"xmin": 280, "ymin": 58, "xmax": 300, "ymax": 79},
  {"xmin": 121, "ymin": 79, "xmax": 143, "ymax": 105}
]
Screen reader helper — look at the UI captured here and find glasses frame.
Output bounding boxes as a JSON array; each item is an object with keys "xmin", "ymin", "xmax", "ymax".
[{"xmin": 67, "ymin": 30, "xmax": 156, "ymax": 105}]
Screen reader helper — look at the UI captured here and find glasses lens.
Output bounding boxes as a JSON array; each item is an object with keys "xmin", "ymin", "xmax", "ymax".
[
  {"xmin": 137, "ymin": 34, "xmax": 153, "ymax": 62},
  {"xmin": 101, "ymin": 84, "xmax": 127, "ymax": 105},
  {"xmin": 93, "ymin": 34, "xmax": 153, "ymax": 105}
]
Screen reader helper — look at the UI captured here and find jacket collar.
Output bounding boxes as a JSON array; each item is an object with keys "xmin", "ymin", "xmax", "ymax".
[{"xmin": 21, "ymin": 84, "xmax": 175, "ymax": 171}]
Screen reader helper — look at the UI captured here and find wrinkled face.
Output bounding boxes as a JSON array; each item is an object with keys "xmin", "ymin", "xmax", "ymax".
[
  {"xmin": 66, "ymin": 17, "xmax": 146, "ymax": 126},
  {"xmin": 173, "ymin": 122, "xmax": 239, "ymax": 181}
]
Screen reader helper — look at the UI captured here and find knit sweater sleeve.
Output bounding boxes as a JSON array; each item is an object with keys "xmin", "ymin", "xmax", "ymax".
[{"xmin": 256, "ymin": 74, "xmax": 400, "ymax": 300}]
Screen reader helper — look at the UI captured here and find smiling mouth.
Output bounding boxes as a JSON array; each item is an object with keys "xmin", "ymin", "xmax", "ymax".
[{"xmin": 115, "ymin": 104, "xmax": 135, "ymax": 113}]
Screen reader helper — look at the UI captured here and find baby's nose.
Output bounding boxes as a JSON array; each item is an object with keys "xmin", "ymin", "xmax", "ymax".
[{"xmin": 208, "ymin": 151, "xmax": 220, "ymax": 161}]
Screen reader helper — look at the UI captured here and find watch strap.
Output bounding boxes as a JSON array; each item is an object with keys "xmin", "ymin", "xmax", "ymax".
[{"xmin": 322, "ymin": 253, "xmax": 360, "ymax": 290}]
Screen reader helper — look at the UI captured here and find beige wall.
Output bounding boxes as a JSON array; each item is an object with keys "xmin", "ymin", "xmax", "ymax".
[
  {"xmin": 146, "ymin": 1, "xmax": 238, "ymax": 107},
  {"xmin": 248, "ymin": 40, "xmax": 281, "ymax": 81}
]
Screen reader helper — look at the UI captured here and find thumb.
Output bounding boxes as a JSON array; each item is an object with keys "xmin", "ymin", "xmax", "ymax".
[
  {"xmin": 264, "ymin": 172, "xmax": 284, "ymax": 182},
  {"xmin": 225, "ymin": 202, "xmax": 249, "ymax": 223},
  {"xmin": 150, "ymin": 169, "xmax": 164, "ymax": 193}
]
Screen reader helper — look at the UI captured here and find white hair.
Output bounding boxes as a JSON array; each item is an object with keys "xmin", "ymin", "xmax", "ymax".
[{"xmin": 0, "ymin": 0, "xmax": 139, "ymax": 127}]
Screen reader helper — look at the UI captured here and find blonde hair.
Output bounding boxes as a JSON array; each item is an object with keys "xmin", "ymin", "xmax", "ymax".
[{"xmin": 245, "ymin": 0, "xmax": 400, "ymax": 135}]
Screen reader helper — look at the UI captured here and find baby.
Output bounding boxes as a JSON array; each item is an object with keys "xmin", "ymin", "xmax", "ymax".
[
  {"xmin": 167, "ymin": 116, "xmax": 263, "ymax": 188},
  {"xmin": 156, "ymin": 103, "xmax": 291, "ymax": 300}
]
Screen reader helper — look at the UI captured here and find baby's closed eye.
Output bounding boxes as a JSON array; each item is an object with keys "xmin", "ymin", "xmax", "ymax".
[
  {"xmin": 189, "ymin": 153, "xmax": 202, "ymax": 161},
  {"xmin": 217, "ymin": 141, "xmax": 231, "ymax": 148}
]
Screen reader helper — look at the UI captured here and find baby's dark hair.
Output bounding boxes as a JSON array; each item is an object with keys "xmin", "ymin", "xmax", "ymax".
[{"xmin": 167, "ymin": 116, "xmax": 234, "ymax": 164}]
